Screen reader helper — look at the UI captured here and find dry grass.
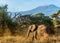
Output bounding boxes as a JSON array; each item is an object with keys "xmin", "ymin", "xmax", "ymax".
[
  {"xmin": 0, "ymin": 24, "xmax": 59, "ymax": 43},
  {"xmin": 0, "ymin": 35, "xmax": 60, "ymax": 43}
]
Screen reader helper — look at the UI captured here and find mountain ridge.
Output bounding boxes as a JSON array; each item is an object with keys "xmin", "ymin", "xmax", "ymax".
[{"xmin": 20, "ymin": 4, "xmax": 60, "ymax": 16}]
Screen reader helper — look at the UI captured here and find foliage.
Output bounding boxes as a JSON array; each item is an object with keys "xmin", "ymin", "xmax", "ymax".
[
  {"xmin": 0, "ymin": 5, "xmax": 19, "ymax": 36},
  {"xmin": 30, "ymin": 13, "xmax": 53, "ymax": 26},
  {"xmin": 50, "ymin": 10, "xmax": 60, "ymax": 27}
]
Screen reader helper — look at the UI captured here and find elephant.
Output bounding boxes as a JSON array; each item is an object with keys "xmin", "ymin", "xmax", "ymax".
[
  {"xmin": 37, "ymin": 25, "xmax": 49, "ymax": 40},
  {"xmin": 27, "ymin": 24, "xmax": 37, "ymax": 40},
  {"xmin": 27, "ymin": 24, "xmax": 54, "ymax": 40}
]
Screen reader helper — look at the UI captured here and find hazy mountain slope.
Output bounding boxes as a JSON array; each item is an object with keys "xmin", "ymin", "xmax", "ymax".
[{"xmin": 20, "ymin": 5, "xmax": 60, "ymax": 16}]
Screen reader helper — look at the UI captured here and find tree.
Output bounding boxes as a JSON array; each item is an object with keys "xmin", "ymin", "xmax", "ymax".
[
  {"xmin": 50, "ymin": 10, "xmax": 60, "ymax": 28},
  {"xmin": 50, "ymin": 14, "xmax": 58, "ymax": 20},
  {"xmin": 0, "ymin": 5, "xmax": 19, "ymax": 36},
  {"xmin": 0, "ymin": 5, "xmax": 10, "ymax": 35},
  {"xmin": 57, "ymin": 10, "xmax": 60, "ymax": 16},
  {"xmin": 32, "ymin": 13, "xmax": 44, "ymax": 18},
  {"xmin": 0, "ymin": 5, "xmax": 8, "ymax": 28},
  {"xmin": 30, "ymin": 13, "xmax": 53, "ymax": 26}
]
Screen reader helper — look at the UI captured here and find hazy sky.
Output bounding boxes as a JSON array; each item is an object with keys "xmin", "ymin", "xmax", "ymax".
[{"xmin": 0, "ymin": 0, "xmax": 60, "ymax": 12}]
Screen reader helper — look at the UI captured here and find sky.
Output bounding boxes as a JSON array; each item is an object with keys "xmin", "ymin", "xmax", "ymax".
[{"xmin": 0, "ymin": 0, "xmax": 60, "ymax": 12}]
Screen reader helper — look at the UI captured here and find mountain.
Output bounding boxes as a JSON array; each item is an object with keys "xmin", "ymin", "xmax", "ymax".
[{"xmin": 20, "ymin": 4, "xmax": 60, "ymax": 16}]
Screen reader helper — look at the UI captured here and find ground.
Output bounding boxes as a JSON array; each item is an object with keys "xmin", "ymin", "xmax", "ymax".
[{"xmin": 0, "ymin": 35, "xmax": 60, "ymax": 43}]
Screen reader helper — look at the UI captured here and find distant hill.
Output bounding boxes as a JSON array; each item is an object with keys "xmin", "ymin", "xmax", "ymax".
[{"xmin": 20, "ymin": 4, "xmax": 60, "ymax": 16}]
